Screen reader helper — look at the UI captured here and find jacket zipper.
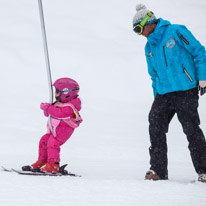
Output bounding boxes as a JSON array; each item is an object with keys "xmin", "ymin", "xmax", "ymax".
[
  {"xmin": 182, "ymin": 65, "xmax": 193, "ymax": 82},
  {"xmin": 163, "ymin": 46, "xmax": 168, "ymax": 67}
]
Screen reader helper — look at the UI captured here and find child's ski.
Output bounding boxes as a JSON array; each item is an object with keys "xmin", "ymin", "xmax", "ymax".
[
  {"xmin": 11, "ymin": 168, "xmax": 81, "ymax": 177},
  {"xmin": 1, "ymin": 166, "xmax": 12, "ymax": 172},
  {"xmin": 1, "ymin": 165, "xmax": 81, "ymax": 177}
]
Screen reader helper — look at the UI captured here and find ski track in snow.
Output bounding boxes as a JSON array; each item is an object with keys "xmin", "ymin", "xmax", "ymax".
[{"xmin": 0, "ymin": 0, "xmax": 206, "ymax": 205}]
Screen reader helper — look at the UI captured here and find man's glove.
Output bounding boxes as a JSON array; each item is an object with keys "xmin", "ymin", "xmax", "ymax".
[{"xmin": 198, "ymin": 81, "xmax": 206, "ymax": 96}]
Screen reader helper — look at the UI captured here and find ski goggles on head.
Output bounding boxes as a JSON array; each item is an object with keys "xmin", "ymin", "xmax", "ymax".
[
  {"xmin": 55, "ymin": 88, "xmax": 79, "ymax": 94},
  {"xmin": 133, "ymin": 11, "xmax": 154, "ymax": 35}
]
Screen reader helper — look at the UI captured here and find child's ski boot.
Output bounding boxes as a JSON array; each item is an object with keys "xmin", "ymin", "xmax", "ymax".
[
  {"xmin": 41, "ymin": 162, "xmax": 60, "ymax": 173},
  {"xmin": 22, "ymin": 160, "xmax": 47, "ymax": 171}
]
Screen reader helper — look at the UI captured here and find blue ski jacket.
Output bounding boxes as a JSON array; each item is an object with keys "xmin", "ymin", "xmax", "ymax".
[{"xmin": 145, "ymin": 18, "xmax": 206, "ymax": 97}]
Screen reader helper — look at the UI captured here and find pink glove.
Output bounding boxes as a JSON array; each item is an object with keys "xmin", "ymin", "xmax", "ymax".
[{"xmin": 40, "ymin": 103, "xmax": 51, "ymax": 117}]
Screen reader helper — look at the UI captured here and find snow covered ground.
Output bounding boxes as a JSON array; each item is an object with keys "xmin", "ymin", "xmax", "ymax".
[{"xmin": 0, "ymin": 0, "xmax": 206, "ymax": 205}]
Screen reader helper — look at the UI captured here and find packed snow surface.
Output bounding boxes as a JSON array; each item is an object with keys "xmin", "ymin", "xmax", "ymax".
[{"xmin": 0, "ymin": 0, "xmax": 206, "ymax": 205}]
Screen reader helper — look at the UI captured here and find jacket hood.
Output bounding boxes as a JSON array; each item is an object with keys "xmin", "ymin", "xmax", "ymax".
[
  {"xmin": 147, "ymin": 18, "xmax": 171, "ymax": 44},
  {"xmin": 69, "ymin": 97, "xmax": 81, "ymax": 111}
]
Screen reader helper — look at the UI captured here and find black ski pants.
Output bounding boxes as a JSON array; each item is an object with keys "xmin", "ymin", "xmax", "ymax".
[{"xmin": 148, "ymin": 87, "xmax": 206, "ymax": 179}]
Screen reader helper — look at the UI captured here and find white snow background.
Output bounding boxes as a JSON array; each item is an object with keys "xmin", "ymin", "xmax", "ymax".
[{"xmin": 0, "ymin": 0, "xmax": 206, "ymax": 205}]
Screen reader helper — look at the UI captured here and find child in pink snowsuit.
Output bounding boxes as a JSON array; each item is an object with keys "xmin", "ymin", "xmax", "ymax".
[{"xmin": 25, "ymin": 78, "xmax": 82, "ymax": 173}]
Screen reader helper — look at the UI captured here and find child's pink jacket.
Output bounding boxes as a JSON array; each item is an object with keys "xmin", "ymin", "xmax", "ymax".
[{"xmin": 46, "ymin": 98, "xmax": 82, "ymax": 137}]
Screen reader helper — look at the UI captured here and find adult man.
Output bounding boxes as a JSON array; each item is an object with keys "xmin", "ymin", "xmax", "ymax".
[{"xmin": 133, "ymin": 4, "xmax": 206, "ymax": 182}]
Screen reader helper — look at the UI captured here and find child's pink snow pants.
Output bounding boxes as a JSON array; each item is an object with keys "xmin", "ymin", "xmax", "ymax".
[{"xmin": 38, "ymin": 121, "xmax": 75, "ymax": 163}]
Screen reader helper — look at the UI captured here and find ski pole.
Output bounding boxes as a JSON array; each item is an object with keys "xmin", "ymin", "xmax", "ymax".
[{"xmin": 38, "ymin": 0, "xmax": 54, "ymax": 134}]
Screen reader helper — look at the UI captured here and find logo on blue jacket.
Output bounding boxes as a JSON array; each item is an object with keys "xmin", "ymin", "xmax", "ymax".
[
  {"xmin": 148, "ymin": 52, "xmax": 152, "ymax": 58},
  {"xmin": 166, "ymin": 38, "xmax": 175, "ymax": 49}
]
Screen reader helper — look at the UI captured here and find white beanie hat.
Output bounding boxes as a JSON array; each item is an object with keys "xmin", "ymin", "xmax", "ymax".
[{"xmin": 133, "ymin": 4, "xmax": 157, "ymax": 27}]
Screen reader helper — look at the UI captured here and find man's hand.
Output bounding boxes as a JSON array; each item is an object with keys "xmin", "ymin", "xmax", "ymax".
[{"xmin": 199, "ymin": 81, "xmax": 206, "ymax": 96}]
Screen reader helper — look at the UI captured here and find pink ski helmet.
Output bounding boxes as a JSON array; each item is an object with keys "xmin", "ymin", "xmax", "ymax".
[{"xmin": 53, "ymin": 78, "xmax": 80, "ymax": 103}]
